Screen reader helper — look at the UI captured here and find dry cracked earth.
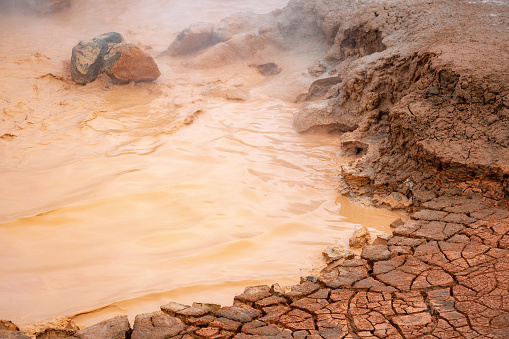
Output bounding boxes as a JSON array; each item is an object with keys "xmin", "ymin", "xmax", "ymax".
[{"xmin": 3, "ymin": 195, "xmax": 508, "ymax": 338}]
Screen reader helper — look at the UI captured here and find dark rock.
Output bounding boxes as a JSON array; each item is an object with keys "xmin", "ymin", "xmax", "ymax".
[
  {"xmin": 71, "ymin": 315, "xmax": 131, "ymax": 339},
  {"xmin": 249, "ymin": 63, "xmax": 281, "ymax": 76},
  {"xmin": 389, "ymin": 218, "xmax": 405, "ymax": 229},
  {"xmin": 131, "ymin": 311, "xmax": 184, "ymax": 339},
  {"xmin": 103, "ymin": 43, "xmax": 161, "ymax": 83},
  {"xmin": 70, "ymin": 32, "xmax": 124, "ymax": 84},
  {"xmin": 165, "ymin": 22, "xmax": 223, "ymax": 56}
]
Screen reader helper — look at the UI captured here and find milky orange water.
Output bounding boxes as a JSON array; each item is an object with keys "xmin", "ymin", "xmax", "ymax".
[{"xmin": 0, "ymin": 0, "xmax": 404, "ymax": 330}]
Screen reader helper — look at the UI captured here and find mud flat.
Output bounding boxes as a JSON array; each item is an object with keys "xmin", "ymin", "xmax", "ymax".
[{"xmin": 1, "ymin": 0, "xmax": 509, "ymax": 338}]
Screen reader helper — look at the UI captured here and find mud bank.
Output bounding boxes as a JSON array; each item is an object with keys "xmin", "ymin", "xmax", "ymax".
[{"xmin": 1, "ymin": 0, "xmax": 509, "ymax": 337}]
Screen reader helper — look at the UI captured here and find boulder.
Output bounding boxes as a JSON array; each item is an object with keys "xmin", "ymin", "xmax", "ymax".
[
  {"xmin": 322, "ymin": 245, "xmax": 355, "ymax": 264},
  {"xmin": 103, "ymin": 43, "xmax": 161, "ymax": 83},
  {"xmin": 70, "ymin": 32, "xmax": 124, "ymax": 84},
  {"xmin": 293, "ymin": 99, "xmax": 358, "ymax": 133},
  {"xmin": 349, "ymin": 227, "xmax": 371, "ymax": 249},
  {"xmin": 165, "ymin": 22, "xmax": 224, "ymax": 56},
  {"xmin": 71, "ymin": 315, "xmax": 131, "ymax": 339}
]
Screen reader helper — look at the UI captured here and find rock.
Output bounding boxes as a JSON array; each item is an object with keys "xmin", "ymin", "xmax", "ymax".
[
  {"xmin": 372, "ymin": 234, "xmax": 390, "ymax": 245},
  {"xmin": 71, "ymin": 315, "xmax": 131, "ymax": 339},
  {"xmin": 70, "ymin": 32, "xmax": 124, "ymax": 84},
  {"xmin": 305, "ymin": 76, "xmax": 342, "ymax": 101},
  {"xmin": 226, "ymin": 87, "xmax": 250, "ymax": 101},
  {"xmin": 0, "ymin": 321, "xmax": 19, "ymax": 331},
  {"xmin": 249, "ymin": 63, "xmax": 281, "ymax": 76},
  {"xmin": 308, "ymin": 61, "xmax": 326, "ymax": 77},
  {"xmin": 103, "ymin": 43, "xmax": 160, "ymax": 83},
  {"xmin": 390, "ymin": 218, "xmax": 404, "ymax": 228},
  {"xmin": 131, "ymin": 311, "xmax": 184, "ymax": 339},
  {"xmin": 0, "ymin": 330, "xmax": 30, "ymax": 339},
  {"xmin": 35, "ymin": 328, "xmax": 76, "ymax": 339},
  {"xmin": 322, "ymin": 245, "xmax": 355, "ymax": 264},
  {"xmin": 349, "ymin": 227, "xmax": 371, "ymax": 249},
  {"xmin": 164, "ymin": 22, "xmax": 223, "ymax": 56},
  {"xmin": 293, "ymin": 99, "xmax": 358, "ymax": 133}
]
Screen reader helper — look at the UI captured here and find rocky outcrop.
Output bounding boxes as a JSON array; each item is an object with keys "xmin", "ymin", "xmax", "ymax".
[{"xmin": 70, "ymin": 33, "xmax": 160, "ymax": 84}]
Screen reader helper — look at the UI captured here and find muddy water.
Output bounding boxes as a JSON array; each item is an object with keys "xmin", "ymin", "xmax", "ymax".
[{"xmin": 0, "ymin": 0, "xmax": 403, "ymax": 330}]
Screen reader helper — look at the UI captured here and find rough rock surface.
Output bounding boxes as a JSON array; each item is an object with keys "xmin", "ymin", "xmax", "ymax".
[
  {"xmin": 103, "ymin": 43, "xmax": 161, "ymax": 83},
  {"xmin": 349, "ymin": 226, "xmax": 371, "ymax": 248},
  {"xmin": 70, "ymin": 32, "xmax": 124, "ymax": 84},
  {"xmin": 70, "ymin": 315, "xmax": 131, "ymax": 339}
]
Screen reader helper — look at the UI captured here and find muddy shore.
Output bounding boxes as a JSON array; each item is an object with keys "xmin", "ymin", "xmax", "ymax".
[{"xmin": 1, "ymin": 0, "xmax": 509, "ymax": 338}]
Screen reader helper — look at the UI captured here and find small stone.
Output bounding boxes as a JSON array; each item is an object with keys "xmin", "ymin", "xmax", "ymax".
[
  {"xmin": 226, "ymin": 87, "xmax": 250, "ymax": 101},
  {"xmin": 349, "ymin": 227, "xmax": 371, "ymax": 248},
  {"xmin": 249, "ymin": 63, "xmax": 282, "ymax": 76},
  {"xmin": 72, "ymin": 315, "xmax": 131, "ymax": 339},
  {"xmin": 308, "ymin": 60, "xmax": 327, "ymax": 77},
  {"xmin": 36, "ymin": 328, "xmax": 76, "ymax": 339},
  {"xmin": 103, "ymin": 43, "xmax": 161, "ymax": 83},
  {"xmin": 390, "ymin": 218, "xmax": 404, "ymax": 228},
  {"xmin": 322, "ymin": 245, "xmax": 355, "ymax": 264}
]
